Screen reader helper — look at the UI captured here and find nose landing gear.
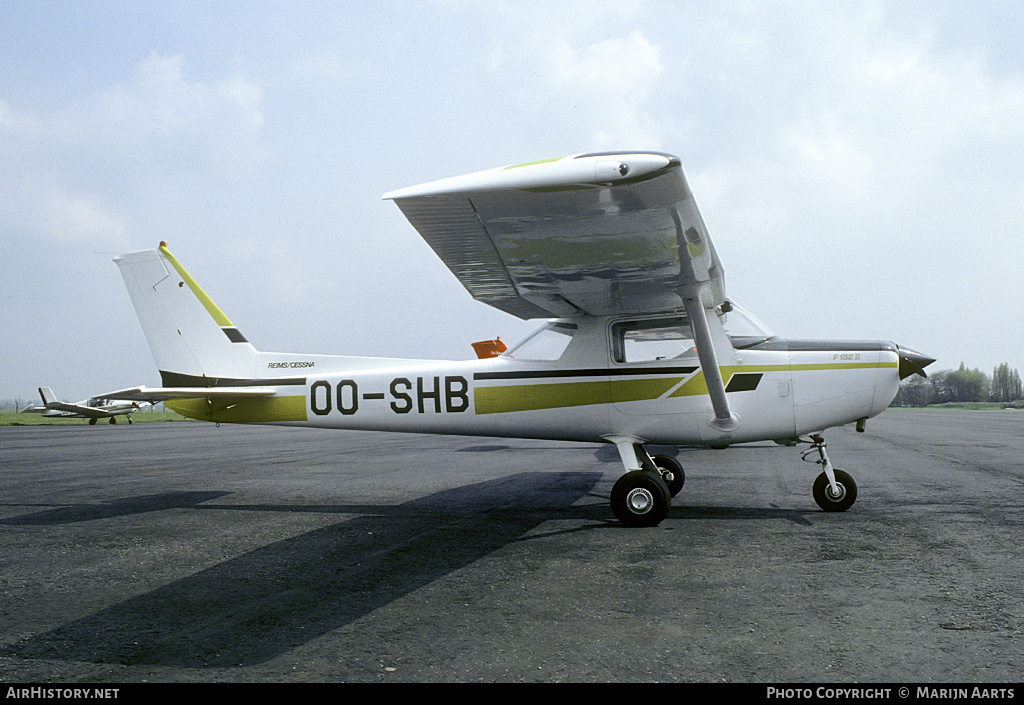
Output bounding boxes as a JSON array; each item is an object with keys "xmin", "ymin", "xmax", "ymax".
[{"xmin": 802, "ymin": 434, "xmax": 858, "ymax": 512}]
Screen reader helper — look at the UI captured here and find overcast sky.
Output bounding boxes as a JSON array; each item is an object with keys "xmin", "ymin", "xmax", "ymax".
[{"xmin": 2, "ymin": 1, "xmax": 1022, "ymax": 403}]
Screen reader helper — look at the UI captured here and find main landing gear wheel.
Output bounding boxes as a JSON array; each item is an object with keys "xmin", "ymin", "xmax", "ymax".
[
  {"xmin": 611, "ymin": 470, "xmax": 671, "ymax": 527},
  {"xmin": 812, "ymin": 469, "xmax": 857, "ymax": 512},
  {"xmin": 651, "ymin": 455, "xmax": 685, "ymax": 497}
]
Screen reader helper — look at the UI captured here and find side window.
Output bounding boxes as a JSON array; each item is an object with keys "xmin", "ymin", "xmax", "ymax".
[
  {"xmin": 612, "ymin": 318, "xmax": 697, "ymax": 363},
  {"xmin": 503, "ymin": 322, "xmax": 576, "ymax": 361}
]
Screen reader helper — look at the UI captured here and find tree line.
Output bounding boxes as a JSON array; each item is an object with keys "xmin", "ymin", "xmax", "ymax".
[{"xmin": 892, "ymin": 362, "xmax": 1023, "ymax": 407}]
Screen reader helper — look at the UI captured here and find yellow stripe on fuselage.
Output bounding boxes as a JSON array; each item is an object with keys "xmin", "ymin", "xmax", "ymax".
[
  {"xmin": 474, "ymin": 361, "xmax": 898, "ymax": 414},
  {"xmin": 167, "ymin": 396, "xmax": 307, "ymax": 423}
]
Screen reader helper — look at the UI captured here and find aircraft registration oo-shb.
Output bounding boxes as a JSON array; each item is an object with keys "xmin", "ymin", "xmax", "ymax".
[{"xmin": 107, "ymin": 151, "xmax": 935, "ymax": 526}]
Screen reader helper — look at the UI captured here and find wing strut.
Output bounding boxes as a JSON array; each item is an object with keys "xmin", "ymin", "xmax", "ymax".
[{"xmin": 683, "ymin": 294, "xmax": 740, "ymax": 432}]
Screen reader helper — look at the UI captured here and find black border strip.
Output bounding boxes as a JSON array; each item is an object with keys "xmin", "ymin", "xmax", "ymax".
[
  {"xmin": 160, "ymin": 371, "xmax": 307, "ymax": 388},
  {"xmin": 474, "ymin": 366, "xmax": 697, "ymax": 381}
]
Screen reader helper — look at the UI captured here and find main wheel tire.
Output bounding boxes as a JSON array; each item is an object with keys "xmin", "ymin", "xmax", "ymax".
[
  {"xmin": 651, "ymin": 455, "xmax": 685, "ymax": 497},
  {"xmin": 812, "ymin": 469, "xmax": 857, "ymax": 512},
  {"xmin": 611, "ymin": 470, "xmax": 671, "ymax": 527}
]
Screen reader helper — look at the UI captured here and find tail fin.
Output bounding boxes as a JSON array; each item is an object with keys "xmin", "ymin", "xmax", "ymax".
[
  {"xmin": 114, "ymin": 243, "xmax": 258, "ymax": 387},
  {"xmin": 38, "ymin": 387, "xmax": 58, "ymax": 405}
]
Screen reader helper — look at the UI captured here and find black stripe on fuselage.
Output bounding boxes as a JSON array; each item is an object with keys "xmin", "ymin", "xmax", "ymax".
[
  {"xmin": 473, "ymin": 366, "xmax": 698, "ymax": 381},
  {"xmin": 159, "ymin": 371, "xmax": 307, "ymax": 388}
]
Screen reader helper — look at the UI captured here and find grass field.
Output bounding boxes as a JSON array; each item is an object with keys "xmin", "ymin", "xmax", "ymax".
[{"xmin": 0, "ymin": 409, "xmax": 193, "ymax": 426}]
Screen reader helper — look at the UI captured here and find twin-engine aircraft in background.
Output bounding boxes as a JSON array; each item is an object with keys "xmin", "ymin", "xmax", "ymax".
[
  {"xmin": 105, "ymin": 152, "xmax": 934, "ymax": 526},
  {"xmin": 22, "ymin": 387, "xmax": 149, "ymax": 424}
]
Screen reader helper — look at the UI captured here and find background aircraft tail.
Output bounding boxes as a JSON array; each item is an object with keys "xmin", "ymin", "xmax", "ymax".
[
  {"xmin": 114, "ymin": 243, "xmax": 259, "ymax": 387},
  {"xmin": 38, "ymin": 387, "xmax": 58, "ymax": 405}
]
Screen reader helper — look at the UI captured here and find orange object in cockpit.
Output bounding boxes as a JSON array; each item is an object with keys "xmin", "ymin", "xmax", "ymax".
[{"xmin": 471, "ymin": 337, "xmax": 508, "ymax": 359}]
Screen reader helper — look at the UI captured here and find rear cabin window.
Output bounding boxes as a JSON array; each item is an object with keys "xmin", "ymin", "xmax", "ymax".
[{"xmin": 503, "ymin": 322, "xmax": 576, "ymax": 361}]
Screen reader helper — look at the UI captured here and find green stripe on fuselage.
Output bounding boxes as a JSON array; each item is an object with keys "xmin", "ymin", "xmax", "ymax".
[
  {"xmin": 474, "ymin": 376, "xmax": 684, "ymax": 414},
  {"xmin": 474, "ymin": 380, "xmax": 610, "ymax": 415},
  {"xmin": 473, "ymin": 361, "xmax": 898, "ymax": 414},
  {"xmin": 670, "ymin": 362, "xmax": 897, "ymax": 397},
  {"xmin": 167, "ymin": 396, "xmax": 307, "ymax": 423}
]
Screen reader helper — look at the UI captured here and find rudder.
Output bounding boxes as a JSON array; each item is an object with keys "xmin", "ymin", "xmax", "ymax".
[{"xmin": 114, "ymin": 243, "xmax": 259, "ymax": 386}]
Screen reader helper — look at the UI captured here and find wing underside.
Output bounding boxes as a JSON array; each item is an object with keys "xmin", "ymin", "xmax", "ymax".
[
  {"xmin": 45, "ymin": 402, "xmax": 116, "ymax": 419},
  {"xmin": 385, "ymin": 152, "xmax": 726, "ymax": 319}
]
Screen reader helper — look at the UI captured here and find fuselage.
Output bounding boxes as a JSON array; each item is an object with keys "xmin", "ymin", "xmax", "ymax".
[{"xmin": 165, "ymin": 312, "xmax": 904, "ymax": 447}]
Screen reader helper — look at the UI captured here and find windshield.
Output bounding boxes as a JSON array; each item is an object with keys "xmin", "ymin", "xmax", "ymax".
[
  {"xmin": 721, "ymin": 302, "xmax": 776, "ymax": 348},
  {"xmin": 502, "ymin": 321, "xmax": 576, "ymax": 361}
]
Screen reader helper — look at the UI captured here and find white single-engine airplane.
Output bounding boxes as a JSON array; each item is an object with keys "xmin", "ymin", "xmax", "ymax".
[
  {"xmin": 106, "ymin": 152, "xmax": 934, "ymax": 526},
  {"xmin": 23, "ymin": 387, "xmax": 149, "ymax": 424}
]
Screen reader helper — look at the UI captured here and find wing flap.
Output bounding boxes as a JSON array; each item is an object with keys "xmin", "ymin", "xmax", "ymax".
[{"xmin": 393, "ymin": 197, "xmax": 554, "ymax": 319}]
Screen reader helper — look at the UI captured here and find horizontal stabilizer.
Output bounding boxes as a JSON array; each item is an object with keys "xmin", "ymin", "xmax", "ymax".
[
  {"xmin": 100, "ymin": 385, "xmax": 305, "ymax": 424},
  {"xmin": 100, "ymin": 385, "xmax": 278, "ymax": 403}
]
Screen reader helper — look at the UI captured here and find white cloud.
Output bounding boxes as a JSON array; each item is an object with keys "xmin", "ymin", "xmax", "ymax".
[
  {"xmin": 0, "ymin": 52, "xmax": 267, "ymax": 245},
  {"xmin": 79, "ymin": 52, "xmax": 266, "ymax": 172},
  {"xmin": 542, "ymin": 31, "xmax": 665, "ymax": 149},
  {"xmin": 487, "ymin": 19, "xmax": 665, "ymax": 151}
]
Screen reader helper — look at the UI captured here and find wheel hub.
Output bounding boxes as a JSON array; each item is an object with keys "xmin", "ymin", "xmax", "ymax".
[
  {"xmin": 826, "ymin": 483, "xmax": 847, "ymax": 502},
  {"xmin": 626, "ymin": 487, "xmax": 654, "ymax": 514}
]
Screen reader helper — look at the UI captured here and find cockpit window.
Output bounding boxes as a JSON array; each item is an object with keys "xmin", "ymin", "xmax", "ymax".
[
  {"xmin": 503, "ymin": 321, "xmax": 576, "ymax": 361},
  {"xmin": 612, "ymin": 317, "xmax": 696, "ymax": 363}
]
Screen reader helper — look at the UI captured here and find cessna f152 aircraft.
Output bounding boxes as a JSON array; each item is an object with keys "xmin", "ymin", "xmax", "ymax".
[
  {"xmin": 22, "ymin": 387, "xmax": 149, "ymax": 424},
  {"xmin": 107, "ymin": 152, "xmax": 934, "ymax": 526}
]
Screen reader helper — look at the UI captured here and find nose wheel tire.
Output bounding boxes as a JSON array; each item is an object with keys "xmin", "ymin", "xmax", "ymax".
[
  {"xmin": 812, "ymin": 469, "xmax": 857, "ymax": 512},
  {"xmin": 611, "ymin": 470, "xmax": 671, "ymax": 527}
]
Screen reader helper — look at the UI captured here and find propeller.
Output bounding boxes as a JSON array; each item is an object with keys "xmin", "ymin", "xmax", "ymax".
[{"xmin": 896, "ymin": 345, "xmax": 936, "ymax": 379}]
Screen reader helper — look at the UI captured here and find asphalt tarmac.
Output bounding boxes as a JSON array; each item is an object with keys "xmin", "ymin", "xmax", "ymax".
[{"xmin": 1, "ymin": 409, "xmax": 1022, "ymax": 684}]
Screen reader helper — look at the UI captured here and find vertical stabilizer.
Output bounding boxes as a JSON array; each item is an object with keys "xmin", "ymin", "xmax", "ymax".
[
  {"xmin": 114, "ymin": 243, "xmax": 258, "ymax": 386},
  {"xmin": 38, "ymin": 387, "xmax": 58, "ymax": 405}
]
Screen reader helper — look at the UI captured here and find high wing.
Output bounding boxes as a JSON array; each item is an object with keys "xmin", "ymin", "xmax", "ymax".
[{"xmin": 384, "ymin": 152, "xmax": 726, "ymax": 318}]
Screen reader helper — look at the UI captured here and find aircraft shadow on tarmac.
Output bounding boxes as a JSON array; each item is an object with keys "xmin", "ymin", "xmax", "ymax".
[
  {"xmin": 2, "ymin": 465, "xmax": 820, "ymax": 668},
  {"xmin": 3, "ymin": 472, "xmax": 605, "ymax": 668},
  {"xmin": 0, "ymin": 491, "xmax": 231, "ymax": 526}
]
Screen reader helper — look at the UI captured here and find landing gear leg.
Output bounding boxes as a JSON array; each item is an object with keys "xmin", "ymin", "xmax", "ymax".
[
  {"xmin": 649, "ymin": 454, "xmax": 685, "ymax": 497},
  {"xmin": 802, "ymin": 434, "xmax": 857, "ymax": 512},
  {"xmin": 608, "ymin": 439, "xmax": 676, "ymax": 526}
]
